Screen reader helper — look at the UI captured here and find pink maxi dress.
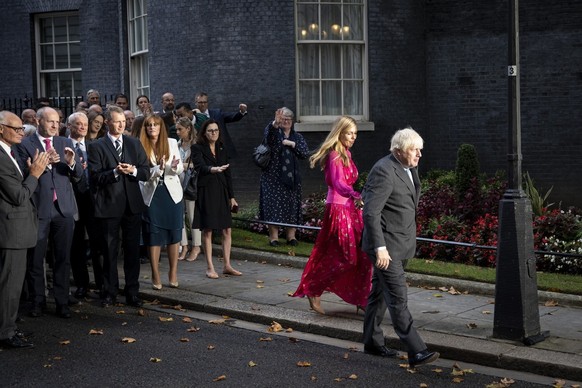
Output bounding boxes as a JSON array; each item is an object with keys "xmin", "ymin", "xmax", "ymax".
[{"xmin": 293, "ymin": 150, "xmax": 372, "ymax": 306}]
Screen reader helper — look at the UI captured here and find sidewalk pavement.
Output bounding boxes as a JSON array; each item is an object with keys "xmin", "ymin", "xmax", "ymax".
[{"xmin": 123, "ymin": 246, "xmax": 582, "ymax": 382}]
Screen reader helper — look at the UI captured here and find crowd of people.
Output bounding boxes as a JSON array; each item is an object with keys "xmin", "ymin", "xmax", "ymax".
[{"xmin": 0, "ymin": 91, "xmax": 440, "ymax": 369}]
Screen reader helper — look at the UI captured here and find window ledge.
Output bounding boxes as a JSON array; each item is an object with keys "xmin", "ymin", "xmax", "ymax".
[{"xmin": 295, "ymin": 121, "xmax": 375, "ymax": 132}]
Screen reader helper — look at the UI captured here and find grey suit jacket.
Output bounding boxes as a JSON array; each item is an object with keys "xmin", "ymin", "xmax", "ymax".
[
  {"xmin": 361, "ymin": 153, "xmax": 421, "ymax": 261},
  {"xmin": 0, "ymin": 146, "xmax": 39, "ymax": 249}
]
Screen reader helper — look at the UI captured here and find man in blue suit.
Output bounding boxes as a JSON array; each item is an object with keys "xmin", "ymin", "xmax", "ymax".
[
  {"xmin": 361, "ymin": 127, "xmax": 439, "ymax": 368},
  {"xmin": 15, "ymin": 107, "xmax": 83, "ymax": 319},
  {"xmin": 194, "ymin": 92, "xmax": 247, "ymax": 158},
  {"xmin": 0, "ymin": 111, "xmax": 50, "ymax": 348}
]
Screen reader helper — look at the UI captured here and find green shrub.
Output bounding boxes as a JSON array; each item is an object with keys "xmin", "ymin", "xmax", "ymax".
[
  {"xmin": 455, "ymin": 144, "xmax": 480, "ymax": 199},
  {"xmin": 523, "ymin": 171, "xmax": 554, "ymax": 216}
]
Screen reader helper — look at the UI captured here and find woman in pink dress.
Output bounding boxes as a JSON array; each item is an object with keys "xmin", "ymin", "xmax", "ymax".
[{"xmin": 293, "ymin": 116, "xmax": 372, "ymax": 314}]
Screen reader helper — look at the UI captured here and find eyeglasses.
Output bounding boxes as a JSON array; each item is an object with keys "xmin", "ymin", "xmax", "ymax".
[
  {"xmin": 1, "ymin": 123, "xmax": 25, "ymax": 133},
  {"xmin": 207, "ymin": 129, "xmax": 219, "ymax": 133},
  {"xmin": 196, "ymin": 100, "xmax": 208, "ymax": 104}
]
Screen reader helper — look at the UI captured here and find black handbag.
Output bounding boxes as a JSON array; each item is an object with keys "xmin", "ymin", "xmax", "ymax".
[
  {"xmin": 182, "ymin": 160, "xmax": 198, "ymax": 201},
  {"xmin": 253, "ymin": 138, "xmax": 271, "ymax": 169}
]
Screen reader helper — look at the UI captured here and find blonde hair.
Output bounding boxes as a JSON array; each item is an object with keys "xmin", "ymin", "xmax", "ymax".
[{"xmin": 309, "ymin": 116, "xmax": 357, "ymax": 170}]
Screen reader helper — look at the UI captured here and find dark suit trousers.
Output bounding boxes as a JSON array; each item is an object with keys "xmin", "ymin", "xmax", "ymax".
[
  {"xmin": 26, "ymin": 201, "xmax": 74, "ymax": 306},
  {"xmin": 71, "ymin": 193, "xmax": 103, "ymax": 290},
  {"xmin": 362, "ymin": 260, "xmax": 426, "ymax": 355},
  {"xmin": 99, "ymin": 208, "xmax": 141, "ymax": 299},
  {"xmin": 0, "ymin": 249, "xmax": 27, "ymax": 339}
]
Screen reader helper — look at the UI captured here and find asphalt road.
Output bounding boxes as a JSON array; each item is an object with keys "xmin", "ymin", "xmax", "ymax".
[{"xmin": 0, "ymin": 297, "xmax": 556, "ymax": 388}]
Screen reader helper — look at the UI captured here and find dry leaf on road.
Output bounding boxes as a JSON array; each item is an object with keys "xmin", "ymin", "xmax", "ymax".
[
  {"xmin": 89, "ymin": 329, "xmax": 103, "ymax": 335},
  {"xmin": 121, "ymin": 337, "xmax": 136, "ymax": 343}
]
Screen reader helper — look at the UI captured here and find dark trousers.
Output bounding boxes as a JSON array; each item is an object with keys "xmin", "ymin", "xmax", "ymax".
[
  {"xmin": 70, "ymin": 194, "xmax": 103, "ymax": 291},
  {"xmin": 362, "ymin": 260, "xmax": 426, "ymax": 356},
  {"xmin": 0, "ymin": 249, "xmax": 27, "ymax": 339},
  {"xmin": 98, "ymin": 209, "xmax": 141, "ymax": 300},
  {"xmin": 26, "ymin": 202, "xmax": 74, "ymax": 306}
]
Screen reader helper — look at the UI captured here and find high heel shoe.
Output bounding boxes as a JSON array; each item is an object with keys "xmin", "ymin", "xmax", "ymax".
[
  {"xmin": 186, "ymin": 247, "xmax": 200, "ymax": 262},
  {"xmin": 308, "ymin": 296, "xmax": 325, "ymax": 315},
  {"xmin": 169, "ymin": 282, "xmax": 179, "ymax": 288},
  {"xmin": 152, "ymin": 283, "xmax": 162, "ymax": 290}
]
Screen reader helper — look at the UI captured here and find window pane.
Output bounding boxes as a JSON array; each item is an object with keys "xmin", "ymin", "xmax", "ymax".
[
  {"xmin": 53, "ymin": 17, "xmax": 67, "ymax": 42},
  {"xmin": 344, "ymin": 81, "xmax": 363, "ymax": 115},
  {"xmin": 59, "ymin": 74, "xmax": 73, "ymax": 97},
  {"xmin": 298, "ymin": 45, "xmax": 319, "ymax": 79},
  {"xmin": 69, "ymin": 16, "xmax": 80, "ymax": 40},
  {"xmin": 321, "ymin": 4, "xmax": 342, "ymax": 41},
  {"xmin": 343, "ymin": 44, "xmax": 362, "ymax": 79},
  {"xmin": 322, "ymin": 81, "xmax": 341, "ymax": 115},
  {"xmin": 297, "ymin": 3, "xmax": 318, "ymax": 40},
  {"xmin": 44, "ymin": 73, "xmax": 58, "ymax": 96},
  {"xmin": 321, "ymin": 44, "xmax": 341, "ymax": 79},
  {"xmin": 40, "ymin": 19, "xmax": 53, "ymax": 43},
  {"xmin": 55, "ymin": 44, "xmax": 68, "ymax": 68},
  {"xmin": 135, "ymin": 17, "xmax": 144, "ymax": 52},
  {"xmin": 344, "ymin": 5, "xmax": 363, "ymax": 40},
  {"xmin": 41, "ymin": 45, "xmax": 54, "ymax": 70},
  {"xmin": 299, "ymin": 81, "xmax": 320, "ymax": 116},
  {"xmin": 73, "ymin": 72, "xmax": 82, "ymax": 97},
  {"xmin": 70, "ymin": 43, "xmax": 81, "ymax": 67}
]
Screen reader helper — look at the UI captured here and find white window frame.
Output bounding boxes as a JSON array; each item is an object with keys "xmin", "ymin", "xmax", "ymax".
[
  {"xmin": 295, "ymin": 0, "xmax": 373, "ymax": 132},
  {"xmin": 35, "ymin": 12, "xmax": 82, "ymax": 98},
  {"xmin": 128, "ymin": 0, "xmax": 150, "ymax": 107}
]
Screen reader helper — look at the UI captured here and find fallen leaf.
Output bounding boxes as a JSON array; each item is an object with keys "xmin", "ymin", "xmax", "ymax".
[
  {"xmin": 343, "ymin": 353, "xmax": 349, "ymax": 359},
  {"xmin": 439, "ymin": 286, "xmax": 448, "ymax": 292},
  {"xmin": 553, "ymin": 379, "xmax": 566, "ymax": 387},
  {"xmin": 187, "ymin": 327, "xmax": 200, "ymax": 332},
  {"xmin": 259, "ymin": 337, "xmax": 272, "ymax": 342},
  {"xmin": 278, "ymin": 278, "xmax": 291, "ymax": 283},
  {"xmin": 179, "ymin": 338, "xmax": 190, "ymax": 342},
  {"xmin": 222, "ymin": 315, "xmax": 230, "ymax": 319},
  {"xmin": 122, "ymin": 337, "xmax": 136, "ymax": 343},
  {"xmin": 137, "ymin": 309, "xmax": 145, "ymax": 316},
  {"xmin": 121, "ymin": 322, "xmax": 128, "ymax": 326},
  {"xmin": 256, "ymin": 285, "xmax": 265, "ymax": 289},
  {"xmin": 172, "ymin": 304, "xmax": 183, "ymax": 310},
  {"xmin": 159, "ymin": 316, "xmax": 174, "ymax": 322},
  {"xmin": 285, "ymin": 328, "xmax": 293, "ymax": 333},
  {"xmin": 432, "ymin": 368, "xmax": 443, "ymax": 373},
  {"xmin": 89, "ymin": 329, "xmax": 104, "ymax": 335},
  {"xmin": 288, "ymin": 249, "xmax": 295, "ymax": 256},
  {"xmin": 209, "ymin": 319, "xmax": 225, "ymax": 324},
  {"xmin": 149, "ymin": 357, "xmax": 162, "ymax": 363},
  {"xmin": 256, "ymin": 280, "xmax": 264, "ymax": 284},
  {"xmin": 53, "ymin": 356, "xmax": 62, "ymax": 360},
  {"xmin": 182, "ymin": 317, "xmax": 192, "ymax": 323},
  {"xmin": 348, "ymin": 374, "xmax": 357, "ymax": 380},
  {"xmin": 59, "ymin": 340, "xmax": 71, "ymax": 345},
  {"xmin": 545, "ymin": 300, "xmax": 559, "ymax": 307},
  {"xmin": 296, "ymin": 361, "xmax": 311, "ymax": 367},
  {"xmin": 43, "ymin": 364, "xmax": 52, "ymax": 368},
  {"xmin": 452, "ymin": 377, "xmax": 464, "ymax": 383},
  {"xmin": 420, "ymin": 384, "xmax": 429, "ymax": 388},
  {"xmin": 207, "ymin": 345, "xmax": 215, "ymax": 350},
  {"xmin": 482, "ymin": 310, "xmax": 492, "ymax": 315},
  {"xmin": 466, "ymin": 322, "xmax": 478, "ymax": 329},
  {"xmin": 267, "ymin": 321, "xmax": 284, "ymax": 333},
  {"xmin": 287, "ymin": 291, "xmax": 294, "ymax": 296},
  {"xmin": 448, "ymin": 287, "xmax": 461, "ymax": 295},
  {"xmin": 433, "ymin": 293, "xmax": 443, "ymax": 298},
  {"xmin": 116, "ymin": 310, "xmax": 125, "ymax": 314},
  {"xmin": 310, "ymin": 376, "xmax": 317, "ymax": 381},
  {"xmin": 348, "ymin": 346, "xmax": 358, "ymax": 352},
  {"xmin": 213, "ymin": 375, "xmax": 226, "ymax": 382},
  {"xmin": 500, "ymin": 378, "xmax": 515, "ymax": 385},
  {"xmin": 248, "ymin": 361, "xmax": 257, "ymax": 367},
  {"xmin": 334, "ymin": 378, "xmax": 344, "ymax": 382}
]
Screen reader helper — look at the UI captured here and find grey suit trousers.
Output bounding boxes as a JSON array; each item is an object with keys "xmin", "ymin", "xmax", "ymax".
[
  {"xmin": 362, "ymin": 259, "xmax": 426, "ymax": 355},
  {"xmin": 0, "ymin": 249, "xmax": 27, "ymax": 339}
]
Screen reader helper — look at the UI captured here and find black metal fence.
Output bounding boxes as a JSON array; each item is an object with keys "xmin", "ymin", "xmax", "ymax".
[
  {"xmin": 1, "ymin": 95, "xmax": 117, "ymax": 119},
  {"xmin": 232, "ymin": 217, "xmax": 582, "ymax": 261}
]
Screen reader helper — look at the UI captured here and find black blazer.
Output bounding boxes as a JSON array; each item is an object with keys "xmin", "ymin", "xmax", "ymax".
[
  {"xmin": 208, "ymin": 108, "xmax": 245, "ymax": 159},
  {"xmin": 191, "ymin": 142, "xmax": 234, "ymax": 199},
  {"xmin": 87, "ymin": 135, "xmax": 150, "ymax": 218}
]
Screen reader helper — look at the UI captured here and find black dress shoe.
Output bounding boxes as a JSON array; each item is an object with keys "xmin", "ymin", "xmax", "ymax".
[
  {"xmin": 126, "ymin": 296, "xmax": 143, "ymax": 307},
  {"xmin": 269, "ymin": 240, "xmax": 280, "ymax": 247},
  {"xmin": 0, "ymin": 336, "xmax": 34, "ymax": 349},
  {"xmin": 74, "ymin": 287, "xmax": 88, "ymax": 299},
  {"xmin": 101, "ymin": 296, "xmax": 116, "ymax": 307},
  {"xmin": 29, "ymin": 303, "xmax": 45, "ymax": 318},
  {"xmin": 408, "ymin": 350, "xmax": 440, "ymax": 368},
  {"xmin": 15, "ymin": 329, "xmax": 33, "ymax": 340},
  {"xmin": 364, "ymin": 344, "xmax": 398, "ymax": 357},
  {"xmin": 56, "ymin": 304, "xmax": 72, "ymax": 319},
  {"xmin": 286, "ymin": 239, "xmax": 299, "ymax": 246}
]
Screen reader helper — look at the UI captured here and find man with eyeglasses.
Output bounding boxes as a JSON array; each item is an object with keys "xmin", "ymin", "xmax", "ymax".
[
  {"xmin": 15, "ymin": 107, "xmax": 83, "ymax": 320},
  {"xmin": 194, "ymin": 92, "xmax": 247, "ymax": 158},
  {"xmin": 0, "ymin": 111, "xmax": 50, "ymax": 348}
]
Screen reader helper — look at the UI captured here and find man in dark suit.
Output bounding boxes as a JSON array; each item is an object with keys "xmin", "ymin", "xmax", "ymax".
[
  {"xmin": 361, "ymin": 127, "xmax": 439, "ymax": 368},
  {"xmin": 0, "ymin": 111, "xmax": 49, "ymax": 348},
  {"xmin": 194, "ymin": 92, "xmax": 247, "ymax": 158},
  {"xmin": 15, "ymin": 107, "xmax": 83, "ymax": 319},
  {"xmin": 87, "ymin": 106, "xmax": 150, "ymax": 308},
  {"xmin": 67, "ymin": 112, "xmax": 103, "ymax": 299}
]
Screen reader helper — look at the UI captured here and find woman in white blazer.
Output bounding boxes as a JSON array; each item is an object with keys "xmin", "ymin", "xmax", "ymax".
[{"xmin": 139, "ymin": 114, "xmax": 184, "ymax": 290}]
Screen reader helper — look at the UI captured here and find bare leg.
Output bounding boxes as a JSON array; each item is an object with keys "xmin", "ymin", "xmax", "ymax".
[
  {"xmin": 202, "ymin": 229, "xmax": 218, "ymax": 278},
  {"xmin": 166, "ymin": 242, "xmax": 179, "ymax": 286},
  {"xmin": 286, "ymin": 227, "xmax": 297, "ymax": 241},
  {"xmin": 222, "ymin": 228, "xmax": 241, "ymax": 276},
  {"xmin": 149, "ymin": 246, "xmax": 162, "ymax": 287},
  {"xmin": 268, "ymin": 225, "xmax": 279, "ymax": 243}
]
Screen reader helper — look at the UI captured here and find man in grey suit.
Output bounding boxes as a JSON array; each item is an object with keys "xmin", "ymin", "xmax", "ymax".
[
  {"xmin": 0, "ymin": 111, "xmax": 49, "ymax": 348},
  {"xmin": 361, "ymin": 127, "xmax": 439, "ymax": 368}
]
